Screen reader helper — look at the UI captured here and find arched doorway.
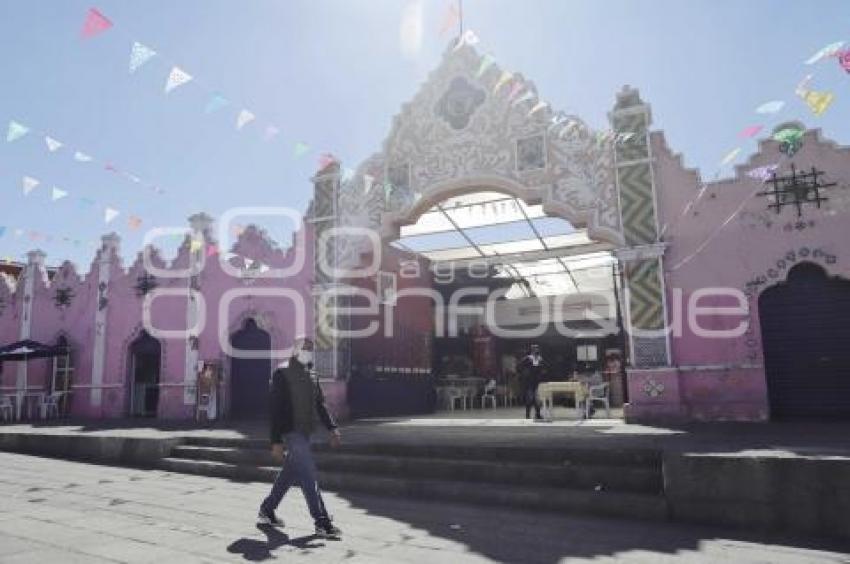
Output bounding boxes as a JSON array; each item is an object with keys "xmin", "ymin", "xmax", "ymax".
[
  {"xmin": 229, "ymin": 318, "xmax": 272, "ymax": 419},
  {"xmin": 759, "ymin": 262, "xmax": 850, "ymax": 419},
  {"xmin": 129, "ymin": 331, "xmax": 161, "ymax": 417}
]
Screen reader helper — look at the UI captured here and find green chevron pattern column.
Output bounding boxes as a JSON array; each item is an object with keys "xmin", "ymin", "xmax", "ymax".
[{"xmin": 610, "ymin": 87, "xmax": 670, "ymax": 367}]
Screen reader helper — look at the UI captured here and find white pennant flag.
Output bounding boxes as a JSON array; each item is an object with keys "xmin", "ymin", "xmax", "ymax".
[
  {"xmin": 45, "ymin": 136, "xmax": 63, "ymax": 152},
  {"xmin": 164, "ymin": 66, "xmax": 193, "ymax": 93},
  {"xmin": 51, "ymin": 187, "xmax": 68, "ymax": 201},
  {"xmin": 74, "ymin": 151, "xmax": 93, "ymax": 162},
  {"xmin": 236, "ymin": 109, "xmax": 256, "ymax": 130},
  {"xmin": 104, "ymin": 207, "xmax": 120, "ymax": 224},
  {"xmin": 129, "ymin": 41, "xmax": 157, "ymax": 73},
  {"xmin": 364, "ymin": 174, "xmax": 374, "ymax": 195},
  {"xmin": 22, "ymin": 176, "xmax": 39, "ymax": 195}
]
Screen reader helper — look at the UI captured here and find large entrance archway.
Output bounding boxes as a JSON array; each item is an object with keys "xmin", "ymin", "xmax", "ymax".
[
  {"xmin": 129, "ymin": 331, "xmax": 161, "ymax": 417},
  {"xmin": 760, "ymin": 262, "xmax": 850, "ymax": 419},
  {"xmin": 228, "ymin": 318, "xmax": 272, "ymax": 420}
]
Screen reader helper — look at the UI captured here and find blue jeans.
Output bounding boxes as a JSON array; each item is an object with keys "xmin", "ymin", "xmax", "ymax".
[{"xmin": 261, "ymin": 432, "xmax": 330, "ymax": 524}]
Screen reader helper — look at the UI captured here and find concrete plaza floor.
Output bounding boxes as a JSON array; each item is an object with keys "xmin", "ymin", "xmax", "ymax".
[{"xmin": 1, "ymin": 452, "xmax": 848, "ymax": 564}]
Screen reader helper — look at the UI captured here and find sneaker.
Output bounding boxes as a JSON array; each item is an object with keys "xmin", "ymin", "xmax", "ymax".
[
  {"xmin": 315, "ymin": 520, "xmax": 341, "ymax": 538},
  {"xmin": 257, "ymin": 508, "xmax": 284, "ymax": 527}
]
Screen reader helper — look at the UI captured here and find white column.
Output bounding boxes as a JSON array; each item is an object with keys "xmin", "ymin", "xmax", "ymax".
[
  {"xmin": 17, "ymin": 250, "xmax": 45, "ymax": 392},
  {"xmin": 183, "ymin": 213, "xmax": 213, "ymax": 405},
  {"xmin": 91, "ymin": 233, "xmax": 120, "ymax": 408}
]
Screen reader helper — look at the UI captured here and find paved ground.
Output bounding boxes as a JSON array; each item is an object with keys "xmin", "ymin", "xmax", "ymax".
[{"xmin": 1, "ymin": 452, "xmax": 848, "ymax": 563}]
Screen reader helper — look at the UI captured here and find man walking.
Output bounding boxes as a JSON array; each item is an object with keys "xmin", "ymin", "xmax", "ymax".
[
  {"xmin": 258, "ymin": 337, "xmax": 342, "ymax": 539},
  {"xmin": 517, "ymin": 344, "xmax": 546, "ymax": 420}
]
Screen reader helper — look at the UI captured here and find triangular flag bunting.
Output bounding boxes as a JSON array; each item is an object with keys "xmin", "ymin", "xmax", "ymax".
[
  {"xmin": 45, "ymin": 136, "xmax": 63, "ymax": 152},
  {"xmin": 22, "ymin": 176, "xmax": 39, "ymax": 195},
  {"xmin": 318, "ymin": 153, "xmax": 337, "ymax": 169},
  {"xmin": 236, "ymin": 109, "xmax": 256, "ymax": 130},
  {"xmin": 293, "ymin": 142, "xmax": 310, "ymax": 158},
  {"xmin": 476, "ymin": 54, "xmax": 496, "ymax": 78},
  {"xmin": 129, "ymin": 42, "xmax": 157, "ymax": 73},
  {"xmin": 839, "ymin": 49, "xmax": 850, "ymax": 73},
  {"xmin": 51, "ymin": 187, "xmax": 68, "ymax": 201},
  {"xmin": 804, "ymin": 41, "xmax": 844, "ymax": 65},
  {"xmin": 73, "ymin": 151, "xmax": 93, "ymax": 162},
  {"xmin": 264, "ymin": 125, "xmax": 280, "ymax": 140},
  {"xmin": 719, "ymin": 148, "xmax": 741, "ymax": 167},
  {"xmin": 493, "ymin": 71, "xmax": 513, "ymax": 93},
  {"xmin": 164, "ymin": 66, "xmax": 193, "ymax": 93},
  {"xmin": 755, "ymin": 100, "xmax": 784, "ymax": 114},
  {"xmin": 747, "ymin": 164, "xmax": 779, "ymax": 183},
  {"xmin": 800, "ymin": 90, "xmax": 834, "ymax": 117},
  {"xmin": 528, "ymin": 101, "xmax": 548, "ymax": 117},
  {"xmin": 206, "ymin": 244, "xmax": 218, "ymax": 257},
  {"xmin": 454, "ymin": 29, "xmax": 480, "ymax": 51},
  {"xmin": 80, "ymin": 8, "xmax": 112, "ymax": 39},
  {"xmin": 738, "ymin": 125, "xmax": 763, "ymax": 138},
  {"xmin": 7, "ymin": 121, "xmax": 29, "ymax": 142},
  {"xmin": 511, "ymin": 90, "xmax": 535, "ymax": 107},
  {"xmin": 507, "ymin": 82, "xmax": 524, "ymax": 102},
  {"xmin": 104, "ymin": 207, "xmax": 120, "ymax": 224},
  {"xmin": 204, "ymin": 93, "xmax": 229, "ymax": 114}
]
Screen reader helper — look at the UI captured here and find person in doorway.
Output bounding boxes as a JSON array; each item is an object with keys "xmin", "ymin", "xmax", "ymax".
[
  {"xmin": 517, "ymin": 344, "xmax": 547, "ymax": 420},
  {"xmin": 258, "ymin": 337, "xmax": 342, "ymax": 539}
]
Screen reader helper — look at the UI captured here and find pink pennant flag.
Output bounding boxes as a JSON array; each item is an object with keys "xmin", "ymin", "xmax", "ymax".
[
  {"xmin": 439, "ymin": 2, "xmax": 460, "ymax": 37},
  {"xmin": 507, "ymin": 82, "xmax": 524, "ymax": 101},
  {"xmin": 127, "ymin": 215, "xmax": 142, "ymax": 230},
  {"xmin": 738, "ymin": 125, "xmax": 763, "ymax": 139},
  {"xmin": 264, "ymin": 125, "xmax": 280, "ymax": 140},
  {"xmin": 838, "ymin": 49, "xmax": 850, "ymax": 73},
  {"xmin": 318, "ymin": 152, "xmax": 337, "ymax": 170},
  {"xmin": 80, "ymin": 8, "xmax": 113, "ymax": 39},
  {"xmin": 206, "ymin": 244, "xmax": 219, "ymax": 257}
]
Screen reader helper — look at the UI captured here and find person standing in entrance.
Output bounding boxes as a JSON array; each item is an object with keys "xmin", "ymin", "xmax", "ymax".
[
  {"xmin": 258, "ymin": 337, "xmax": 342, "ymax": 538},
  {"xmin": 518, "ymin": 344, "xmax": 546, "ymax": 420}
]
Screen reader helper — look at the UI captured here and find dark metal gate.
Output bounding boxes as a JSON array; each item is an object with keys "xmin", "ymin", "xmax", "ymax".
[{"xmin": 759, "ymin": 262, "xmax": 850, "ymax": 419}]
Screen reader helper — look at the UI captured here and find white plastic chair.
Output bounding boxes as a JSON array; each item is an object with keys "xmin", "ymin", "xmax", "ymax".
[
  {"xmin": 446, "ymin": 387, "xmax": 467, "ymax": 411},
  {"xmin": 196, "ymin": 393, "xmax": 216, "ymax": 421},
  {"xmin": 585, "ymin": 383, "xmax": 611, "ymax": 419},
  {"xmin": 0, "ymin": 396, "xmax": 13, "ymax": 422},
  {"xmin": 480, "ymin": 379, "xmax": 498, "ymax": 409},
  {"xmin": 40, "ymin": 393, "xmax": 60, "ymax": 420}
]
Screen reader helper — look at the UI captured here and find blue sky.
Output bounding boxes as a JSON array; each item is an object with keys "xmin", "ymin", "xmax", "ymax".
[{"xmin": 1, "ymin": 0, "xmax": 849, "ymax": 268}]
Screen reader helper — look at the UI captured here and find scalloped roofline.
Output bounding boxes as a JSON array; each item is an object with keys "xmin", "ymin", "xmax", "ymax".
[{"xmin": 652, "ymin": 124, "xmax": 850, "ymax": 190}]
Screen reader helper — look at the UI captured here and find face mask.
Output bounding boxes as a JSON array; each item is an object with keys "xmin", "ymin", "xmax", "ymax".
[{"xmin": 296, "ymin": 350, "xmax": 314, "ymax": 367}]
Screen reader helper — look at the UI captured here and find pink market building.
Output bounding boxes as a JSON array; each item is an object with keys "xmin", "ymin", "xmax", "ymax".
[{"xmin": 1, "ymin": 45, "xmax": 849, "ymax": 423}]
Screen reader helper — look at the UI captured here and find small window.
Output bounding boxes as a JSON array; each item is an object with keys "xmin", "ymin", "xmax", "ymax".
[{"xmin": 576, "ymin": 344, "xmax": 598, "ymax": 362}]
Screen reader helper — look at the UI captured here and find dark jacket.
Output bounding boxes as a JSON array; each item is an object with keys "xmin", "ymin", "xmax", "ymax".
[
  {"xmin": 269, "ymin": 359, "xmax": 337, "ymax": 443},
  {"xmin": 517, "ymin": 355, "xmax": 547, "ymax": 392}
]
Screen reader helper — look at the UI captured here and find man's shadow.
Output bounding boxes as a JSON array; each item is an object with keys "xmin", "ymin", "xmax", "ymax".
[{"xmin": 226, "ymin": 525, "xmax": 325, "ymax": 561}]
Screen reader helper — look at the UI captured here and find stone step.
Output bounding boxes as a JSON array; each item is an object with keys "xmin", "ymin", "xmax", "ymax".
[
  {"xmin": 180, "ymin": 436, "xmax": 661, "ymax": 467},
  {"xmin": 168, "ymin": 445, "xmax": 662, "ymax": 494},
  {"xmin": 157, "ymin": 457, "xmax": 669, "ymax": 522}
]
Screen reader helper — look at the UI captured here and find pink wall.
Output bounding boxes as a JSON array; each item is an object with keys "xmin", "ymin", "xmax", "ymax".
[
  {"xmin": 625, "ymin": 126, "xmax": 850, "ymax": 422},
  {"xmin": 0, "ymin": 220, "xmax": 320, "ymax": 421}
]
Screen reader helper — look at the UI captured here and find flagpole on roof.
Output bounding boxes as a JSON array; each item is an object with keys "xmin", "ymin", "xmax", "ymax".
[{"xmin": 458, "ymin": 0, "xmax": 464, "ymax": 37}]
